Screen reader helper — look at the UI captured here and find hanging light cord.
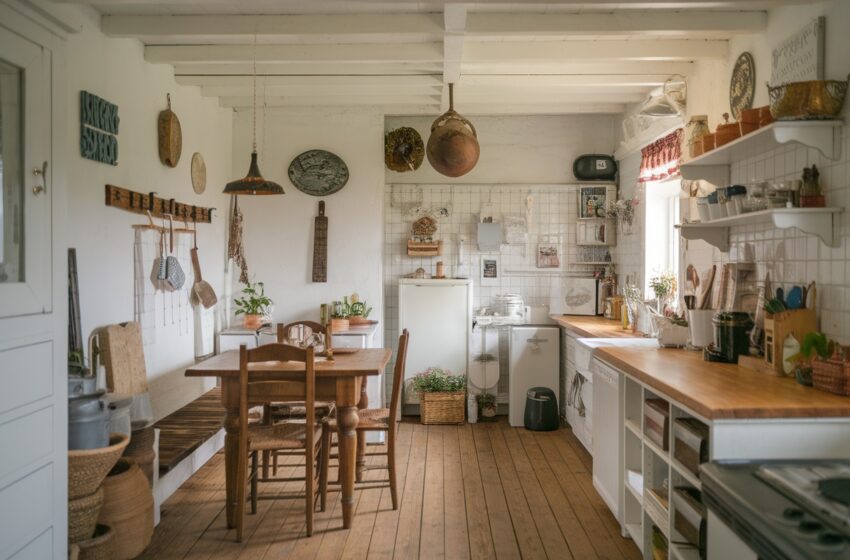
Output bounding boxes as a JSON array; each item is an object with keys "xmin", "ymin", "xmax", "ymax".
[{"xmin": 252, "ymin": 31, "xmax": 257, "ymax": 153}]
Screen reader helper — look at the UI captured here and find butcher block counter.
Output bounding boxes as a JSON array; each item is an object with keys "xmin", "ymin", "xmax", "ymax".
[
  {"xmin": 550, "ymin": 315, "xmax": 643, "ymax": 339},
  {"xmin": 596, "ymin": 345, "xmax": 850, "ymax": 420}
]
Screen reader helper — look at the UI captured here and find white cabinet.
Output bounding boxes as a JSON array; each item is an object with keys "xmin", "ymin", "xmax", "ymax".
[{"xmin": 399, "ymin": 279, "xmax": 472, "ymax": 414}]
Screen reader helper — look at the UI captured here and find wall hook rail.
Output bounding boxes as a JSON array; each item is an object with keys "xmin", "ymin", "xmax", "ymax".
[{"xmin": 105, "ymin": 184, "xmax": 214, "ymax": 223}]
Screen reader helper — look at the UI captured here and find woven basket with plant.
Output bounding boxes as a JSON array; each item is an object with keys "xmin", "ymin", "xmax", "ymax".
[
  {"xmin": 413, "ymin": 367, "xmax": 466, "ymax": 425},
  {"xmin": 791, "ymin": 332, "xmax": 850, "ymax": 395}
]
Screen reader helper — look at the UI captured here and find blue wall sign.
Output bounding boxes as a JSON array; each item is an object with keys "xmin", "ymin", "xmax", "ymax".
[{"xmin": 80, "ymin": 91, "xmax": 119, "ymax": 165}]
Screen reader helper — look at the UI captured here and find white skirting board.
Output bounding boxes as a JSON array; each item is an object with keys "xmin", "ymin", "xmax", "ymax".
[{"xmin": 153, "ymin": 428, "xmax": 225, "ymax": 525}]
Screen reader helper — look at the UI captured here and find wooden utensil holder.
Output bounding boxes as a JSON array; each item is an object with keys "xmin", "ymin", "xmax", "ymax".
[{"xmin": 764, "ymin": 308, "xmax": 817, "ymax": 374}]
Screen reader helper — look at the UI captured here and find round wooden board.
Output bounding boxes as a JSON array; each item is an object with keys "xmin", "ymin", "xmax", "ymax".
[{"xmin": 191, "ymin": 152, "xmax": 207, "ymax": 194}]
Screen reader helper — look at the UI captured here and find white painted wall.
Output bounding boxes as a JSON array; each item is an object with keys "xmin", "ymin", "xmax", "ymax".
[
  {"xmin": 386, "ymin": 114, "xmax": 617, "ymax": 184},
  {"xmin": 231, "ymin": 107, "xmax": 384, "ymax": 344},
  {"xmin": 62, "ymin": 7, "xmax": 232, "ymax": 420}
]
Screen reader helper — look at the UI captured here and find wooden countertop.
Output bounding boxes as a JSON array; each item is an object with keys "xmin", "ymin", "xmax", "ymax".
[
  {"xmin": 550, "ymin": 315, "xmax": 644, "ymax": 339},
  {"xmin": 596, "ymin": 346, "xmax": 850, "ymax": 420}
]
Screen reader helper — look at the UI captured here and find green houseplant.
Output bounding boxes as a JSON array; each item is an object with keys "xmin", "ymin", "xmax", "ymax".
[
  {"xmin": 412, "ymin": 367, "xmax": 466, "ymax": 425},
  {"xmin": 234, "ymin": 281, "xmax": 273, "ymax": 330},
  {"xmin": 788, "ymin": 332, "xmax": 832, "ymax": 387},
  {"xmin": 348, "ymin": 293, "xmax": 373, "ymax": 325}
]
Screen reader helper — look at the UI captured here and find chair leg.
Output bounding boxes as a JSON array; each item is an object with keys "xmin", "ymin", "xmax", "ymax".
[
  {"xmin": 273, "ymin": 451, "xmax": 278, "ymax": 476},
  {"xmin": 388, "ymin": 433, "xmax": 398, "ymax": 510},
  {"xmin": 262, "ymin": 450, "xmax": 270, "ymax": 479},
  {"xmin": 306, "ymin": 449, "xmax": 314, "ymax": 537},
  {"xmin": 235, "ymin": 444, "xmax": 248, "ymax": 542},
  {"xmin": 320, "ymin": 427, "xmax": 330, "ymax": 512},
  {"xmin": 250, "ymin": 451, "xmax": 258, "ymax": 515}
]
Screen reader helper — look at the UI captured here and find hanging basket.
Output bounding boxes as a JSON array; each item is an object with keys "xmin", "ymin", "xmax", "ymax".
[{"xmin": 420, "ymin": 391, "xmax": 466, "ymax": 425}]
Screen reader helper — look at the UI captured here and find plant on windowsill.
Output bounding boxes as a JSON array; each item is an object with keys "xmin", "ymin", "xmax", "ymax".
[
  {"xmin": 649, "ymin": 271, "xmax": 678, "ymax": 314},
  {"xmin": 413, "ymin": 367, "xmax": 467, "ymax": 425},
  {"xmin": 234, "ymin": 281, "xmax": 273, "ymax": 330}
]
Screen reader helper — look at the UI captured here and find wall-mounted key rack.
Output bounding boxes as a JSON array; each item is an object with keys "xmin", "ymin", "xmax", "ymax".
[{"xmin": 105, "ymin": 184, "xmax": 214, "ymax": 223}]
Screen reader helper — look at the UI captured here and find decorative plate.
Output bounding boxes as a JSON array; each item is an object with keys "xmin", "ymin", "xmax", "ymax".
[
  {"xmin": 729, "ymin": 52, "xmax": 756, "ymax": 120},
  {"xmin": 288, "ymin": 150, "xmax": 349, "ymax": 196},
  {"xmin": 191, "ymin": 152, "xmax": 206, "ymax": 194}
]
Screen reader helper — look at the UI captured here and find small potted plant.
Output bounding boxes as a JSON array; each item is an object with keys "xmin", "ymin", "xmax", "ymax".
[
  {"xmin": 788, "ymin": 332, "xmax": 833, "ymax": 387},
  {"xmin": 348, "ymin": 293, "xmax": 373, "ymax": 325},
  {"xmin": 476, "ymin": 392, "xmax": 497, "ymax": 421},
  {"xmin": 330, "ymin": 297, "xmax": 351, "ymax": 331},
  {"xmin": 649, "ymin": 271, "xmax": 677, "ymax": 314},
  {"xmin": 234, "ymin": 281, "xmax": 272, "ymax": 330},
  {"xmin": 412, "ymin": 367, "xmax": 466, "ymax": 425}
]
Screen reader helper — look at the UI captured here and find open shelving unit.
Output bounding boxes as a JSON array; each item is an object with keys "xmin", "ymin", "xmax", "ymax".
[
  {"xmin": 679, "ymin": 120, "xmax": 844, "ymax": 186},
  {"xmin": 675, "ymin": 207, "xmax": 844, "ymax": 251},
  {"xmin": 622, "ymin": 376, "xmax": 709, "ymax": 560}
]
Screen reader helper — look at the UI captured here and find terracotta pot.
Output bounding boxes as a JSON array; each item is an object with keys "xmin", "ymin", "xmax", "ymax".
[
  {"xmin": 243, "ymin": 314, "xmax": 264, "ymax": 330},
  {"xmin": 98, "ymin": 458, "xmax": 154, "ymax": 560}
]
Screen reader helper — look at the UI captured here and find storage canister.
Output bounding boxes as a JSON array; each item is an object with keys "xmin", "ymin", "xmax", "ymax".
[
  {"xmin": 685, "ymin": 115, "xmax": 710, "ymax": 159},
  {"xmin": 69, "ymin": 390, "xmax": 110, "ymax": 450},
  {"xmin": 644, "ymin": 398, "xmax": 670, "ymax": 451},
  {"xmin": 725, "ymin": 185, "xmax": 747, "ymax": 215},
  {"xmin": 673, "ymin": 418, "xmax": 709, "ymax": 478}
]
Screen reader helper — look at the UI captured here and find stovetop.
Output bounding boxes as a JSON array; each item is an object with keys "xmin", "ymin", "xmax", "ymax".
[{"xmin": 702, "ymin": 461, "xmax": 850, "ymax": 560}]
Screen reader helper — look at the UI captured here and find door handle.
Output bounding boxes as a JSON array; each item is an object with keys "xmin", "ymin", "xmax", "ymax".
[{"xmin": 32, "ymin": 161, "xmax": 48, "ymax": 195}]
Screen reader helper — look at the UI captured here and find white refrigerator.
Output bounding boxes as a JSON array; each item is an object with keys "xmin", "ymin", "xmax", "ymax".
[{"xmin": 399, "ymin": 279, "xmax": 472, "ymax": 415}]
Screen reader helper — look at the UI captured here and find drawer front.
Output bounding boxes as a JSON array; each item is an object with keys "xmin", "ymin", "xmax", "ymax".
[
  {"xmin": 0, "ymin": 341, "xmax": 53, "ymax": 416},
  {"xmin": 0, "ymin": 406, "xmax": 53, "ymax": 483}
]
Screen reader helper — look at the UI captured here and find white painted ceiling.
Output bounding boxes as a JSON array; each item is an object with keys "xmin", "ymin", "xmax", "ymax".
[{"xmin": 62, "ymin": 0, "xmax": 817, "ymax": 115}]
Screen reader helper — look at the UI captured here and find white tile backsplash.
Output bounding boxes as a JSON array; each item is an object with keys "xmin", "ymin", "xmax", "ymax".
[{"xmin": 689, "ymin": 125, "xmax": 850, "ymax": 343}]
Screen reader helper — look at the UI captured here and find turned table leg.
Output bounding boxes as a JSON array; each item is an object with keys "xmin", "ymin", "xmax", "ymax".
[
  {"xmin": 336, "ymin": 377, "xmax": 361, "ymax": 529},
  {"xmin": 356, "ymin": 375, "xmax": 368, "ymax": 482},
  {"xmin": 222, "ymin": 380, "xmax": 240, "ymax": 529}
]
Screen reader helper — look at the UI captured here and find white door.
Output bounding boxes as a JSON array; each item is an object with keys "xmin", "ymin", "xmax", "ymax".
[{"xmin": 0, "ymin": 24, "xmax": 64, "ymax": 560}]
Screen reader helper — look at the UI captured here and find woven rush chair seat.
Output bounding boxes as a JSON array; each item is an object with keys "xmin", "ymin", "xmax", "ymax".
[
  {"xmin": 248, "ymin": 422, "xmax": 323, "ymax": 451},
  {"xmin": 324, "ymin": 407, "xmax": 389, "ymax": 430},
  {"xmin": 269, "ymin": 401, "xmax": 335, "ymax": 422}
]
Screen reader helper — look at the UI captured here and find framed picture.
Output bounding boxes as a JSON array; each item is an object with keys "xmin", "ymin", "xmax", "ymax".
[
  {"xmin": 536, "ymin": 244, "xmax": 560, "ymax": 269},
  {"xmin": 579, "ymin": 186, "xmax": 609, "ymax": 219},
  {"xmin": 480, "ymin": 256, "xmax": 500, "ymax": 286}
]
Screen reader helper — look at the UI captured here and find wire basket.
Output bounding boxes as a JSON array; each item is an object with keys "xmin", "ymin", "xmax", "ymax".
[{"xmin": 420, "ymin": 391, "xmax": 466, "ymax": 425}]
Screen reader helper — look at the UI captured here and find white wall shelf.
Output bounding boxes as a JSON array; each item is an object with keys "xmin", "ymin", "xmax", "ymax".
[
  {"xmin": 675, "ymin": 207, "xmax": 844, "ymax": 251},
  {"xmin": 679, "ymin": 120, "xmax": 844, "ymax": 185}
]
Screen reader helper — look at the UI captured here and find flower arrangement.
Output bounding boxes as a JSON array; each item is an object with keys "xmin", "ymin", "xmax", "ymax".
[
  {"xmin": 606, "ymin": 196, "xmax": 639, "ymax": 232},
  {"xmin": 412, "ymin": 367, "xmax": 466, "ymax": 394},
  {"xmin": 594, "ymin": 264, "xmax": 617, "ymax": 288},
  {"xmin": 649, "ymin": 271, "xmax": 678, "ymax": 302}
]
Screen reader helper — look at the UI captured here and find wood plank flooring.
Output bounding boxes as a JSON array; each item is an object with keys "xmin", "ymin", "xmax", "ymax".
[{"xmin": 144, "ymin": 420, "xmax": 641, "ymax": 560}]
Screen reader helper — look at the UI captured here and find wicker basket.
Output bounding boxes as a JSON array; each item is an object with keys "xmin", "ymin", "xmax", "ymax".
[
  {"xmin": 420, "ymin": 391, "xmax": 465, "ymax": 425},
  {"xmin": 812, "ymin": 352, "xmax": 850, "ymax": 396},
  {"xmin": 78, "ymin": 524, "xmax": 115, "ymax": 560},
  {"xmin": 69, "ymin": 487, "xmax": 104, "ymax": 544},
  {"xmin": 69, "ymin": 433, "xmax": 129, "ymax": 499},
  {"xmin": 123, "ymin": 424, "xmax": 156, "ymax": 486}
]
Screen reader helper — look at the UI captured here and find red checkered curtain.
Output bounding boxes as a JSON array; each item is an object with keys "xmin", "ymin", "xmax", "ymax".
[{"xmin": 638, "ymin": 129, "xmax": 683, "ymax": 183}]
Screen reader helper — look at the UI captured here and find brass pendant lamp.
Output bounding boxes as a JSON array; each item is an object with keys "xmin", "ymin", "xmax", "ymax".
[{"xmin": 223, "ymin": 37, "xmax": 284, "ymax": 195}]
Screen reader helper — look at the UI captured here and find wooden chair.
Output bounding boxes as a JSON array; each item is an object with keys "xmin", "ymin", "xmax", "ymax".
[
  {"xmin": 319, "ymin": 329, "xmax": 409, "ymax": 510},
  {"xmin": 235, "ymin": 343, "xmax": 324, "ymax": 541}
]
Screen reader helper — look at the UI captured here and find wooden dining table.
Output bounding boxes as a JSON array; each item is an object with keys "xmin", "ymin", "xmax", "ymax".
[{"xmin": 185, "ymin": 347, "xmax": 392, "ymax": 530}]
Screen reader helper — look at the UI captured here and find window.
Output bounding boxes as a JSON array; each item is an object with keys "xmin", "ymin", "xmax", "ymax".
[{"xmin": 643, "ymin": 177, "xmax": 681, "ymax": 297}]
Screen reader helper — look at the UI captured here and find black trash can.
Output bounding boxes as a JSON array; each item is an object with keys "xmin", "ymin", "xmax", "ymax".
[{"xmin": 524, "ymin": 387, "xmax": 559, "ymax": 431}]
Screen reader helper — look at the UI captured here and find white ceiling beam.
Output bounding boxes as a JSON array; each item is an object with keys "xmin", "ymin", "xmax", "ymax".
[
  {"xmin": 442, "ymin": 4, "xmax": 466, "ymax": 111},
  {"xmin": 146, "ymin": 43, "xmax": 443, "ymax": 65},
  {"xmin": 175, "ymin": 74, "xmax": 443, "ymax": 88},
  {"xmin": 219, "ymin": 94, "xmax": 442, "ymax": 108},
  {"xmin": 172, "ymin": 62, "xmax": 444, "ymax": 76},
  {"xmin": 464, "ymin": 39, "xmax": 727, "ymax": 62},
  {"xmin": 453, "ymin": 91, "xmax": 647, "ymax": 104},
  {"xmin": 459, "ymin": 74, "xmax": 671, "ymax": 87},
  {"xmin": 461, "ymin": 61, "xmax": 695, "ymax": 76},
  {"xmin": 103, "ymin": 13, "xmax": 443, "ymax": 40},
  {"xmin": 200, "ymin": 84, "xmax": 443, "ymax": 97},
  {"xmin": 465, "ymin": 11, "xmax": 766, "ymax": 36},
  {"xmin": 382, "ymin": 102, "xmax": 628, "ymax": 116}
]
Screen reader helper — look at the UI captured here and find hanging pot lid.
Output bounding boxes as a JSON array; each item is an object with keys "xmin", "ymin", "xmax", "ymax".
[{"xmin": 385, "ymin": 126, "xmax": 424, "ymax": 172}]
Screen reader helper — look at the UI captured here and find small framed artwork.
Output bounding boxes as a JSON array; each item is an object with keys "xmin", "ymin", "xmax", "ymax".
[
  {"xmin": 536, "ymin": 244, "xmax": 560, "ymax": 268},
  {"xmin": 579, "ymin": 186, "xmax": 609, "ymax": 219},
  {"xmin": 480, "ymin": 256, "xmax": 500, "ymax": 286}
]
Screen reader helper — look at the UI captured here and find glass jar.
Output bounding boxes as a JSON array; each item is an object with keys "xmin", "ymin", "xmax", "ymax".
[{"xmin": 685, "ymin": 115, "xmax": 710, "ymax": 158}]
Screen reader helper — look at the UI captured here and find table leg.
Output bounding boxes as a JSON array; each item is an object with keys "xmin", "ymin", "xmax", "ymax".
[
  {"xmin": 336, "ymin": 377, "xmax": 361, "ymax": 529},
  {"xmin": 356, "ymin": 375, "xmax": 368, "ymax": 482},
  {"xmin": 221, "ymin": 381, "xmax": 240, "ymax": 529}
]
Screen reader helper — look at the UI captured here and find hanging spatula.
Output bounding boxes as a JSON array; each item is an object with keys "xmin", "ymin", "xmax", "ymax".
[{"xmin": 190, "ymin": 225, "xmax": 217, "ymax": 308}]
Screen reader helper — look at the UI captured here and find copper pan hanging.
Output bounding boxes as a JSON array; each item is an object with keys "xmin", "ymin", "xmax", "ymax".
[{"xmin": 426, "ymin": 83, "xmax": 479, "ymax": 177}]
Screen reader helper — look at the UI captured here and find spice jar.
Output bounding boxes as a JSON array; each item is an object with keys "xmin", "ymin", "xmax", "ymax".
[{"xmin": 800, "ymin": 165, "xmax": 825, "ymax": 207}]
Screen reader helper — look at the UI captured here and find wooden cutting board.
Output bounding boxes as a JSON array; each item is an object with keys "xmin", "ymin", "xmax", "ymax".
[
  {"xmin": 312, "ymin": 201, "xmax": 328, "ymax": 282},
  {"xmin": 158, "ymin": 94, "xmax": 182, "ymax": 168}
]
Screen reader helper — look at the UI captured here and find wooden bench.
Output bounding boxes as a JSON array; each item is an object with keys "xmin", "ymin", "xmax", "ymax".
[{"xmin": 154, "ymin": 387, "xmax": 225, "ymax": 476}]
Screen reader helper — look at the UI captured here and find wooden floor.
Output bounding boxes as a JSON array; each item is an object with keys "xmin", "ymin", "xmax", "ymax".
[{"xmin": 143, "ymin": 420, "xmax": 641, "ymax": 560}]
